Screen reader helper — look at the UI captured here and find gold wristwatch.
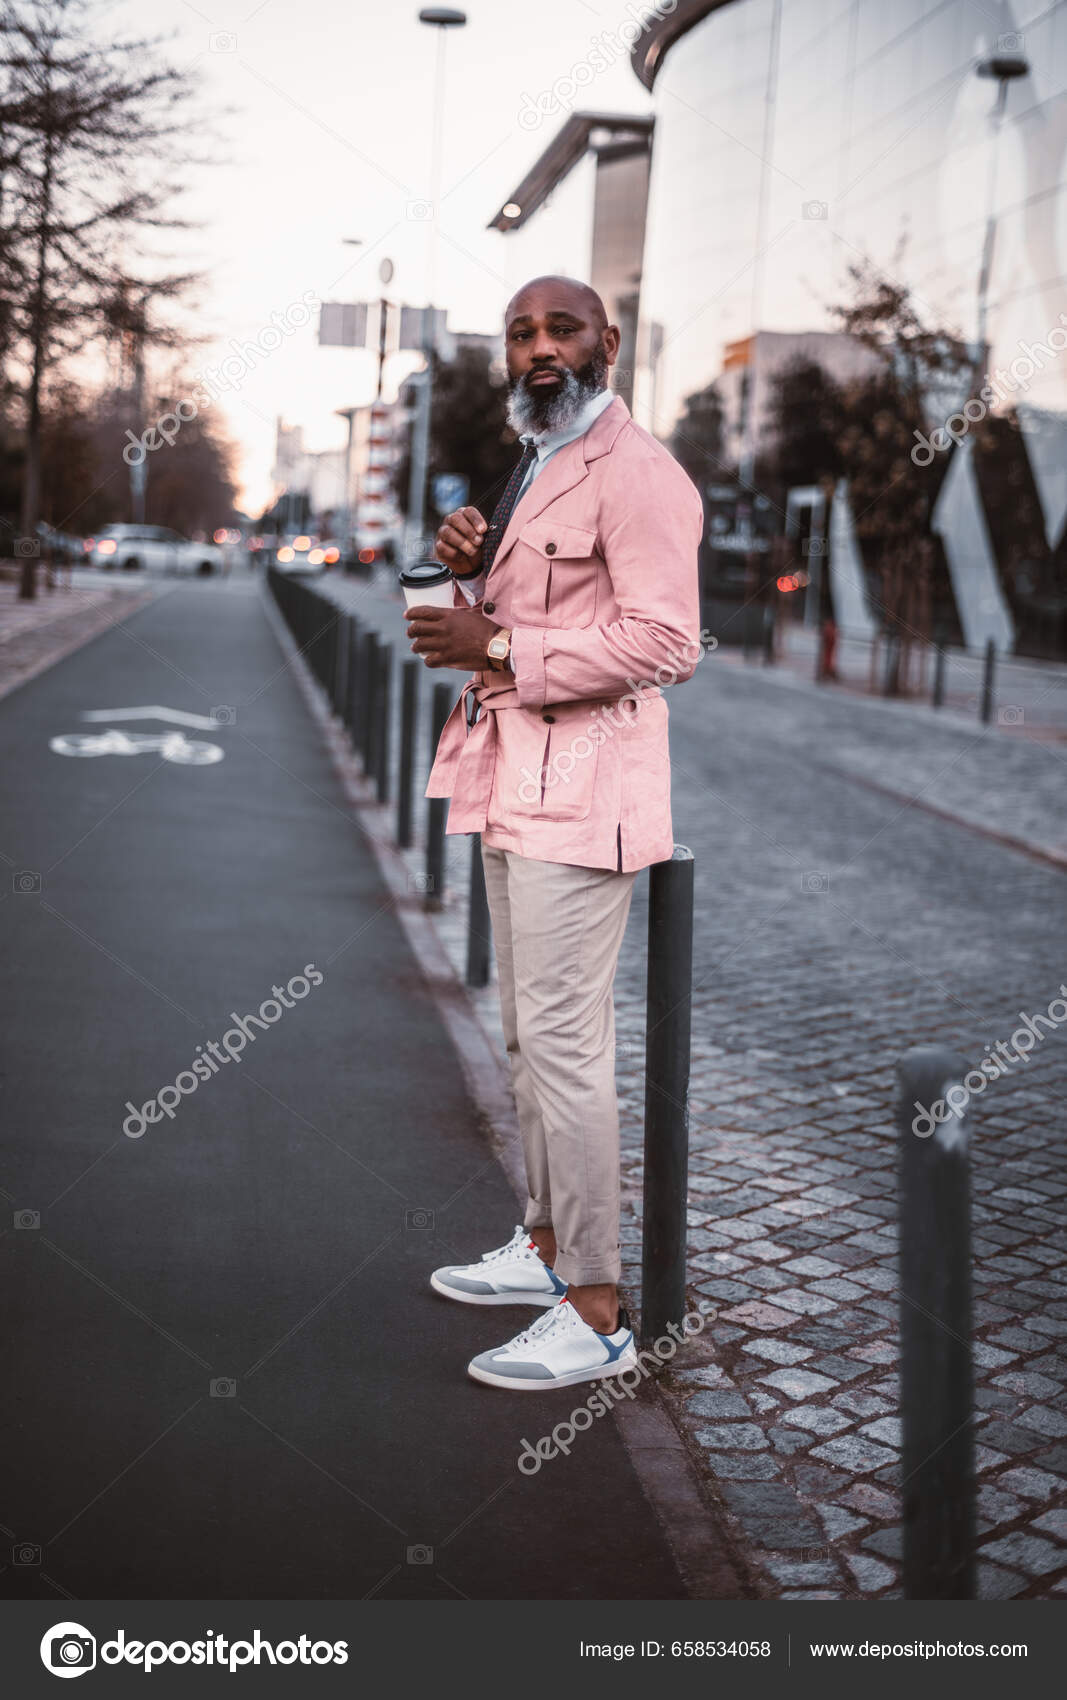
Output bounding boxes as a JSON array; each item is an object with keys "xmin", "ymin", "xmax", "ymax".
[{"xmin": 486, "ymin": 628, "xmax": 512, "ymax": 671}]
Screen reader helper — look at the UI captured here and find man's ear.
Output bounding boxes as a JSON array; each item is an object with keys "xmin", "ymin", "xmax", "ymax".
[{"xmin": 603, "ymin": 324, "xmax": 622, "ymax": 365}]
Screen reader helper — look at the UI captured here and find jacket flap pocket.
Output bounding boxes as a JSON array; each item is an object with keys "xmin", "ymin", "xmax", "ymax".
[{"xmin": 518, "ymin": 519, "xmax": 597, "ymax": 561}]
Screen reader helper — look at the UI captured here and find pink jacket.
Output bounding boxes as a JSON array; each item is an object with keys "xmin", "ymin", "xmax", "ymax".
[{"xmin": 424, "ymin": 395, "xmax": 704, "ymax": 872}]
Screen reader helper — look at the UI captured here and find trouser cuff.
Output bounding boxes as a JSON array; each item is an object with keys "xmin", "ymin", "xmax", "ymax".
[{"xmin": 552, "ymin": 1249, "xmax": 622, "ymax": 1289}]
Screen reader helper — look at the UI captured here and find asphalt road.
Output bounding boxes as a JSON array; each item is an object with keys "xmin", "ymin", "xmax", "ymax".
[{"xmin": 0, "ymin": 578, "xmax": 685, "ymax": 1601}]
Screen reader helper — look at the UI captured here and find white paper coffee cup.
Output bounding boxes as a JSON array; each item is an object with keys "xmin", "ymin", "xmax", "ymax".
[{"xmin": 399, "ymin": 562, "xmax": 455, "ymax": 608}]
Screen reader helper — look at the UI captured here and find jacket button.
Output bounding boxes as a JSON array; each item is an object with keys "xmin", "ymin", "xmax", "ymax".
[
  {"xmin": 483, "ymin": 600, "xmax": 495, "ymax": 614},
  {"xmin": 545, "ymin": 541, "xmax": 557, "ymax": 555},
  {"xmin": 542, "ymin": 713, "xmax": 555, "ymax": 723}
]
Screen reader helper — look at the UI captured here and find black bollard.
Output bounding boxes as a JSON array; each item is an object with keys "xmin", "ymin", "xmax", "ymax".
[
  {"xmin": 360, "ymin": 632, "xmax": 378, "ymax": 772},
  {"xmin": 932, "ymin": 639, "xmax": 947, "ymax": 708},
  {"xmin": 424, "ymin": 683, "xmax": 452, "ymax": 911},
  {"xmin": 466, "ymin": 834, "xmax": 491, "ymax": 986},
  {"xmin": 324, "ymin": 602, "xmax": 339, "ymax": 694},
  {"xmin": 981, "ymin": 638, "xmax": 995, "ymax": 725},
  {"xmin": 762, "ymin": 603, "xmax": 775, "ymax": 665},
  {"xmin": 343, "ymin": 615, "xmax": 362, "ymax": 739},
  {"xmin": 640, "ymin": 845, "xmax": 694, "ymax": 1345},
  {"xmin": 325, "ymin": 603, "xmax": 339, "ymax": 707},
  {"xmin": 313, "ymin": 596, "xmax": 332, "ymax": 688},
  {"xmin": 896, "ymin": 1044, "xmax": 975, "ymax": 1600},
  {"xmin": 307, "ymin": 592, "xmax": 323, "ymax": 681},
  {"xmin": 397, "ymin": 660, "xmax": 420, "ymax": 849},
  {"xmin": 331, "ymin": 607, "xmax": 349, "ymax": 718},
  {"xmin": 374, "ymin": 641, "xmax": 392, "ymax": 804}
]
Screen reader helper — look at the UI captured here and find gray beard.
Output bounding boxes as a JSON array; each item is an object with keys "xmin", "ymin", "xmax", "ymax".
[{"xmin": 506, "ymin": 356, "xmax": 607, "ymax": 436}]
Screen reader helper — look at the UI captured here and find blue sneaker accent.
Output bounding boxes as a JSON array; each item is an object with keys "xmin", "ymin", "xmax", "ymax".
[{"xmin": 595, "ymin": 1327, "xmax": 634, "ymax": 1362}]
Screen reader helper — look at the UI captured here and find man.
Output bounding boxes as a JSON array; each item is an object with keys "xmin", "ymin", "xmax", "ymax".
[{"xmin": 404, "ymin": 275, "xmax": 703, "ymax": 1392}]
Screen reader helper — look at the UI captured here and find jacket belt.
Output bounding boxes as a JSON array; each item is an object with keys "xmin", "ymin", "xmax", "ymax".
[{"xmin": 427, "ymin": 673, "xmax": 661, "ymax": 804}]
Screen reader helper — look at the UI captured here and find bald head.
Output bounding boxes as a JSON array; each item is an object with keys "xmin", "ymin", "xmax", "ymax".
[{"xmin": 505, "ymin": 275, "xmax": 608, "ymax": 330}]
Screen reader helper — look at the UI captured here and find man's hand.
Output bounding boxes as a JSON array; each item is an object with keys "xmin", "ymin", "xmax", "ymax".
[
  {"xmin": 435, "ymin": 505, "xmax": 487, "ymax": 574},
  {"xmin": 406, "ymin": 604, "xmax": 501, "ymax": 670}
]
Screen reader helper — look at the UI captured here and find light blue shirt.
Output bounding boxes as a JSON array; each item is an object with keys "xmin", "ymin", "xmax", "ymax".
[
  {"xmin": 456, "ymin": 387, "xmax": 615, "ymax": 672},
  {"xmin": 515, "ymin": 385, "xmax": 615, "ymax": 501}
]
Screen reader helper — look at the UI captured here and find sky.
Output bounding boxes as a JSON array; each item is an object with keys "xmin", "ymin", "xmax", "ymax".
[{"xmin": 106, "ymin": 0, "xmax": 654, "ymax": 512}]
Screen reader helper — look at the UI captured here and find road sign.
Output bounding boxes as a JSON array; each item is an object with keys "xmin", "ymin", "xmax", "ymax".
[
  {"xmin": 433, "ymin": 474, "xmax": 469, "ymax": 514},
  {"xmin": 399, "ymin": 305, "xmax": 446, "ymax": 353},
  {"xmin": 318, "ymin": 302, "xmax": 369, "ymax": 348}
]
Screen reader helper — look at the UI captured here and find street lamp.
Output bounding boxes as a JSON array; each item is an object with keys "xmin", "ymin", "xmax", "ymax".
[
  {"xmin": 406, "ymin": 7, "xmax": 467, "ymax": 557},
  {"xmin": 973, "ymin": 48, "xmax": 1029, "ymax": 383},
  {"xmin": 418, "ymin": 7, "xmax": 466, "ymax": 322}
]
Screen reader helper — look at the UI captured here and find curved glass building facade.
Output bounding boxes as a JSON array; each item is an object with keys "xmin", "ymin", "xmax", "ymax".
[{"xmin": 631, "ymin": 0, "xmax": 1067, "ymax": 655}]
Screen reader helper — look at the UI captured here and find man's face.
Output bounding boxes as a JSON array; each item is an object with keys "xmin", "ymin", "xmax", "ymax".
[{"xmin": 504, "ymin": 285, "xmax": 618, "ymax": 434}]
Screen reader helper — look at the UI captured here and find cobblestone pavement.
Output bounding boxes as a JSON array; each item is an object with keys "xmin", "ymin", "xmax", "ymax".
[
  {"xmin": 307, "ymin": 570, "xmax": 1067, "ymax": 1602},
  {"xmin": 0, "ymin": 573, "xmax": 162, "ymax": 702}
]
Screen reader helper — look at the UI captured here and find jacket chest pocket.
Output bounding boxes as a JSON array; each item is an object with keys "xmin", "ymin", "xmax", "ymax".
[{"xmin": 505, "ymin": 518, "xmax": 600, "ymax": 628}]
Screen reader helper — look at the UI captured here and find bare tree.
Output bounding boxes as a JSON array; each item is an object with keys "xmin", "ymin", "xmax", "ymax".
[
  {"xmin": 0, "ymin": 0, "xmax": 202, "ymax": 594},
  {"xmin": 830, "ymin": 256, "xmax": 971, "ymax": 690}
]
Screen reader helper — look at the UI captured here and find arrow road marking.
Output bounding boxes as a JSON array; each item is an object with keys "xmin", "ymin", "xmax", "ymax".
[{"xmin": 81, "ymin": 705, "xmax": 224, "ymax": 730}]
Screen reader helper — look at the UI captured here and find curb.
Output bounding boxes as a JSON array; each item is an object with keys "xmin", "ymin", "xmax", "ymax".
[
  {"xmin": 258, "ymin": 576, "xmax": 758, "ymax": 1602},
  {"xmin": 0, "ymin": 584, "xmax": 167, "ymax": 706},
  {"xmin": 812, "ymin": 759, "xmax": 1067, "ymax": 873}
]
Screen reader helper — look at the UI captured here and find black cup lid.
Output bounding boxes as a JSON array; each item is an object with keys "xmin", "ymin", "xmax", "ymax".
[{"xmin": 398, "ymin": 561, "xmax": 453, "ymax": 588}]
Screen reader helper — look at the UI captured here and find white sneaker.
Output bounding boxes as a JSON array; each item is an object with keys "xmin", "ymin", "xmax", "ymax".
[
  {"xmin": 468, "ymin": 1297, "xmax": 637, "ymax": 1391},
  {"xmin": 430, "ymin": 1225, "xmax": 567, "ymax": 1308}
]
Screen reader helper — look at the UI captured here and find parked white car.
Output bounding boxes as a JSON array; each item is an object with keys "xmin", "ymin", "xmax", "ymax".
[{"xmin": 87, "ymin": 524, "xmax": 223, "ymax": 575}]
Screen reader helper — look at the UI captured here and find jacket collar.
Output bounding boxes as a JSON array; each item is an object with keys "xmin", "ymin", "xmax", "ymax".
[{"xmin": 487, "ymin": 394, "xmax": 630, "ymax": 579}]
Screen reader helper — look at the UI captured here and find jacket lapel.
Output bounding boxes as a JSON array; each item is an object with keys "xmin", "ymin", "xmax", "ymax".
[{"xmin": 487, "ymin": 394, "xmax": 631, "ymax": 580}]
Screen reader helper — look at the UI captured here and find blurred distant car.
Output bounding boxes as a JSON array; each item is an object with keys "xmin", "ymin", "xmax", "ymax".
[
  {"xmin": 273, "ymin": 534, "xmax": 341, "ymax": 575},
  {"xmin": 349, "ymin": 523, "xmax": 397, "ymax": 572},
  {"xmin": 86, "ymin": 524, "xmax": 222, "ymax": 575}
]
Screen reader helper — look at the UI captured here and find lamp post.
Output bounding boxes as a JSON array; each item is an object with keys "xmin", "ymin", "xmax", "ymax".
[
  {"xmin": 973, "ymin": 49, "xmax": 1029, "ymax": 386},
  {"xmin": 406, "ymin": 8, "xmax": 466, "ymax": 558}
]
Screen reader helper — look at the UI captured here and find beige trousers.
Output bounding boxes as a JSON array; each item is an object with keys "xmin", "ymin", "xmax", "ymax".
[{"xmin": 480, "ymin": 841, "xmax": 638, "ymax": 1286}]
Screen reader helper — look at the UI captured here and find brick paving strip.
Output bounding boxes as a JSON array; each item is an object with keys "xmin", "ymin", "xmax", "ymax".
[
  {"xmin": 282, "ymin": 572, "xmax": 1067, "ymax": 1603},
  {"xmin": 0, "ymin": 574, "xmax": 164, "ymax": 703}
]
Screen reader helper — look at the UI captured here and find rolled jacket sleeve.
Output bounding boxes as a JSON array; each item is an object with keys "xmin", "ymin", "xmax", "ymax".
[
  {"xmin": 453, "ymin": 570, "xmax": 485, "ymax": 607},
  {"xmin": 509, "ymin": 448, "xmax": 704, "ymax": 711}
]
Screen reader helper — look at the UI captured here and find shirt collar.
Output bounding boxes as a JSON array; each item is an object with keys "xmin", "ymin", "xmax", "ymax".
[{"xmin": 521, "ymin": 386, "xmax": 615, "ymax": 460}]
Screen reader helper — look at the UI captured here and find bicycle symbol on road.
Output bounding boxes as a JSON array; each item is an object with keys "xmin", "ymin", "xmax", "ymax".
[{"xmin": 49, "ymin": 730, "xmax": 224, "ymax": 765}]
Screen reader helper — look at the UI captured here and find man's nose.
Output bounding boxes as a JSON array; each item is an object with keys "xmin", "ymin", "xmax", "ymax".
[{"xmin": 530, "ymin": 332, "xmax": 559, "ymax": 361}]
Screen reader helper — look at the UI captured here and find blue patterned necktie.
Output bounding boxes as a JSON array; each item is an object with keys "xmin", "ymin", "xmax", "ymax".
[{"xmin": 481, "ymin": 441, "xmax": 537, "ymax": 577}]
